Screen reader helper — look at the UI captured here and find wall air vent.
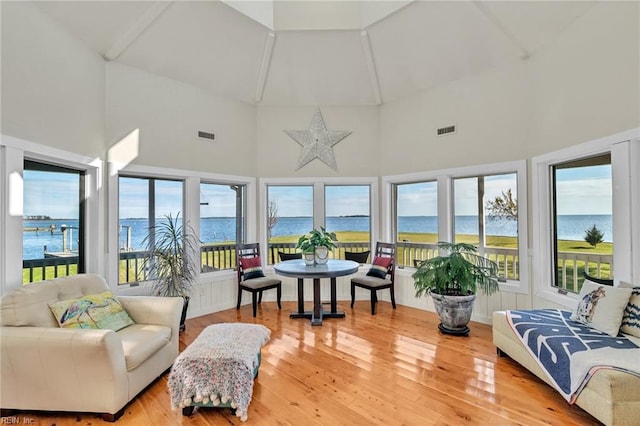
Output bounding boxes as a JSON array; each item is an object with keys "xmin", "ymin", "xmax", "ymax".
[
  {"xmin": 198, "ymin": 131, "xmax": 215, "ymax": 141},
  {"xmin": 437, "ymin": 125, "xmax": 456, "ymax": 136}
]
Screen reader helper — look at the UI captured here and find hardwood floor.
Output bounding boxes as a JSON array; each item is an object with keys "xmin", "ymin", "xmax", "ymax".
[{"xmin": 6, "ymin": 302, "xmax": 600, "ymax": 425}]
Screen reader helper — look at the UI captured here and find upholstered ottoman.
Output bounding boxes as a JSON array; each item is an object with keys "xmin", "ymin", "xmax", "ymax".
[{"xmin": 168, "ymin": 323, "xmax": 270, "ymax": 421}]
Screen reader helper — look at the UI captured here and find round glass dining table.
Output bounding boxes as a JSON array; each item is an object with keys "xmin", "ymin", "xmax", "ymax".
[{"xmin": 274, "ymin": 259, "xmax": 359, "ymax": 326}]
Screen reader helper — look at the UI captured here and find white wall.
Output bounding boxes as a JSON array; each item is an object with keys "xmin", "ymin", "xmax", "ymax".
[
  {"xmin": 528, "ymin": 1, "xmax": 640, "ymax": 156},
  {"xmin": 255, "ymin": 106, "xmax": 380, "ymax": 177},
  {"xmin": 379, "ymin": 60, "xmax": 531, "ymax": 176},
  {"xmin": 106, "ymin": 62, "xmax": 257, "ymax": 176},
  {"xmin": 0, "ymin": 2, "xmax": 105, "ymax": 158},
  {"xmin": 378, "ymin": 1, "xmax": 640, "ymax": 321},
  {"xmin": 379, "ymin": 2, "xmax": 639, "ymax": 177}
]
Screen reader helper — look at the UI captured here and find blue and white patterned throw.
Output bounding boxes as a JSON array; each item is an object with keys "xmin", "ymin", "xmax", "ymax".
[{"xmin": 506, "ymin": 309, "xmax": 640, "ymax": 402}]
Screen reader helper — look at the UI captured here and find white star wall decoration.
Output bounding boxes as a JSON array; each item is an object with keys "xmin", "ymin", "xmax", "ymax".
[{"xmin": 284, "ymin": 108, "xmax": 352, "ymax": 171}]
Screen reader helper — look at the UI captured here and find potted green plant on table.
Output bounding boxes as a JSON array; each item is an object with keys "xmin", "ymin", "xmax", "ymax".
[
  {"xmin": 412, "ymin": 242, "xmax": 499, "ymax": 335},
  {"xmin": 141, "ymin": 213, "xmax": 199, "ymax": 331},
  {"xmin": 296, "ymin": 227, "xmax": 337, "ymax": 265}
]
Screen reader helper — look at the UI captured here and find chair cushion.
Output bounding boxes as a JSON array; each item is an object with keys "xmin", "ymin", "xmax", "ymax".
[
  {"xmin": 48, "ymin": 290, "xmax": 135, "ymax": 331},
  {"xmin": 118, "ymin": 323, "xmax": 172, "ymax": 371},
  {"xmin": 352, "ymin": 275, "xmax": 392, "ymax": 288},
  {"xmin": 240, "ymin": 256, "xmax": 266, "ymax": 280},
  {"xmin": 241, "ymin": 276, "xmax": 281, "ymax": 290},
  {"xmin": 366, "ymin": 256, "xmax": 392, "ymax": 279}
]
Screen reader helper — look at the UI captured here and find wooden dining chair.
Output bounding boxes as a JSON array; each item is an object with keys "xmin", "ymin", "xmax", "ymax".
[
  {"xmin": 344, "ymin": 250, "xmax": 370, "ymax": 264},
  {"xmin": 236, "ymin": 243, "xmax": 282, "ymax": 317},
  {"xmin": 350, "ymin": 242, "xmax": 396, "ymax": 315}
]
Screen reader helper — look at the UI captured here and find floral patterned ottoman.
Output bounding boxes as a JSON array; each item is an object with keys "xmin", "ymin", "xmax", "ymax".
[{"xmin": 168, "ymin": 323, "xmax": 271, "ymax": 421}]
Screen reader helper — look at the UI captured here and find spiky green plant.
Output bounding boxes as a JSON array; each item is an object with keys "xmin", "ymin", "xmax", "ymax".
[
  {"xmin": 413, "ymin": 242, "xmax": 499, "ymax": 297},
  {"xmin": 141, "ymin": 213, "xmax": 199, "ymax": 297}
]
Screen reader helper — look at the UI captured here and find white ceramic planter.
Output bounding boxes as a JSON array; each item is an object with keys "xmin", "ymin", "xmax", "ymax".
[
  {"xmin": 314, "ymin": 246, "xmax": 329, "ymax": 265},
  {"xmin": 303, "ymin": 252, "xmax": 315, "ymax": 266}
]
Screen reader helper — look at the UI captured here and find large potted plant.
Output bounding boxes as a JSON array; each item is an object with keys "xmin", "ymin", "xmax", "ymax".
[
  {"xmin": 296, "ymin": 227, "xmax": 337, "ymax": 265},
  {"xmin": 412, "ymin": 242, "xmax": 499, "ymax": 335},
  {"xmin": 141, "ymin": 213, "xmax": 199, "ymax": 331}
]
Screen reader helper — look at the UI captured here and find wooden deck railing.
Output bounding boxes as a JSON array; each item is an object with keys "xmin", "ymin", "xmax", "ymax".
[
  {"xmin": 556, "ymin": 252, "xmax": 613, "ymax": 292},
  {"xmin": 396, "ymin": 242, "xmax": 520, "ymax": 280},
  {"xmin": 22, "ymin": 256, "xmax": 78, "ymax": 283},
  {"xmin": 21, "ymin": 243, "xmax": 612, "ymax": 292},
  {"xmin": 266, "ymin": 242, "xmax": 370, "ymax": 265}
]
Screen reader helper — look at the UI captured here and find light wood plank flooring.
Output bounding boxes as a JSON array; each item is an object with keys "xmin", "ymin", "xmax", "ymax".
[{"xmin": 5, "ymin": 301, "xmax": 600, "ymax": 425}]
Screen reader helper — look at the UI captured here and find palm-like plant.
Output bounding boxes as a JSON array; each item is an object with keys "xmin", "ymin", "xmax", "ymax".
[
  {"xmin": 141, "ymin": 213, "xmax": 199, "ymax": 297},
  {"xmin": 413, "ymin": 242, "xmax": 499, "ymax": 297}
]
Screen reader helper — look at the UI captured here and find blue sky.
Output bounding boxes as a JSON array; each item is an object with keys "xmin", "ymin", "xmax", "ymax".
[
  {"xmin": 23, "ymin": 170, "xmax": 79, "ymax": 218},
  {"xmin": 24, "ymin": 166, "xmax": 613, "ymax": 219},
  {"xmin": 267, "ymin": 185, "xmax": 371, "ymax": 217}
]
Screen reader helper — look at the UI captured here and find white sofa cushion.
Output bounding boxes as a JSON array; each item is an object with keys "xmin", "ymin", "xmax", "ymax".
[
  {"xmin": 118, "ymin": 324, "xmax": 172, "ymax": 371},
  {"xmin": 0, "ymin": 274, "xmax": 108, "ymax": 327}
]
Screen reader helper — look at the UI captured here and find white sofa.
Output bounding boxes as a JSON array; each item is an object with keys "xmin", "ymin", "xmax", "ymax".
[
  {"xmin": 0, "ymin": 274, "xmax": 183, "ymax": 421},
  {"xmin": 493, "ymin": 310, "xmax": 640, "ymax": 426}
]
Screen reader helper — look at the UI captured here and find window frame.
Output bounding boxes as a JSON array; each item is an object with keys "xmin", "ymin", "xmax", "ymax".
[
  {"xmin": 199, "ymin": 180, "xmax": 247, "ymax": 247},
  {"xmin": 24, "ymin": 159, "xmax": 86, "ymax": 277},
  {"xmin": 117, "ymin": 174, "xmax": 185, "ymax": 285},
  {"xmin": 383, "ymin": 159, "xmax": 528, "ymax": 294},
  {"xmin": 259, "ymin": 177, "xmax": 379, "ymax": 265},
  {"xmin": 532, "ymin": 129, "xmax": 640, "ymax": 308},
  {"xmin": 108, "ymin": 163, "xmax": 255, "ymax": 288},
  {"xmin": 1, "ymin": 135, "xmax": 103, "ymax": 293}
]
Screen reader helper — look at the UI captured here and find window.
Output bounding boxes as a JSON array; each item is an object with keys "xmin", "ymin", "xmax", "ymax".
[
  {"xmin": 531, "ymin": 130, "xmax": 638, "ymax": 308},
  {"xmin": 325, "ymin": 184, "xmax": 371, "ymax": 246},
  {"xmin": 23, "ymin": 160, "xmax": 85, "ymax": 283},
  {"xmin": 118, "ymin": 176, "xmax": 183, "ymax": 284},
  {"xmin": 551, "ymin": 154, "xmax": 612, "ymax": 293},
  {"xmin": 453, "ymin": 173, "xmax": 519, "ymax": 281},
  {"xmin": 393, "ymin": 181, "xmax": 438, "ymax": 267},
  {"xmin": 200, "ymin": 182, "xmax": 246, "ymax": 272},
  {"xmin": 385, "ymin": 160, "xmax": 527, "ymax": 293},
  {"xmin": 266, "ymin": 185, "xmax": 313, "ymax": 263},
  {"xmin": 262, "ymin": 178, "xmax": 377, "ymax": 264}
]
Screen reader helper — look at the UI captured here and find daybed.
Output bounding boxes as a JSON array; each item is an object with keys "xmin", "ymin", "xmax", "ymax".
[
  {"xmin": 0, "ymin": 274, "xmax": 183, "ymax": 421},
  {"xmin": 493, "ymin": 310, "xmax": 640, "ymax": 425}
]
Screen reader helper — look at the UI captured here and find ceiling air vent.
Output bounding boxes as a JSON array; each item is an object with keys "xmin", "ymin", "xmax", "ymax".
[
  {"xmin": 437, "ymin": 125, "xmax": 456, "ymax": 136},
  {"xmin": 198, "ymin": 131, "xmax": 215, "ymax": 141}
]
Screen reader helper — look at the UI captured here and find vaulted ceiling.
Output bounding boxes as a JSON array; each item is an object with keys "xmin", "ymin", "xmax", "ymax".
[{"xmin": 34, "ymin": 0, "xmax": 597, "ymax": 106}]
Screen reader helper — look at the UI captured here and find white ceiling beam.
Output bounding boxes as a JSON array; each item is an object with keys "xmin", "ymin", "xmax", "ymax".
[
  {"xmin": 255, "ymin": 31, "xmax": 276, "ymax": 103},
  {"xmin": 472, "ymin": 1, "xmax": 530, "ymax": 60},
  {"xmin": 104, "ymin": 1, "xmax": 174, "ymax": 61},
  {"xmin": 360, "ymin": 30, "xmax": 382, "ymax": 105}
]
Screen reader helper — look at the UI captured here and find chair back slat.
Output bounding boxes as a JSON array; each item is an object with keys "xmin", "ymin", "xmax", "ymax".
[
  {"xmin": 237, "ymin": 242, "xmax": 261, "ymax": 281},
  {"xmin": 350, "ymin": 241, "xmax": 397, "ymax": 315},
  {"xmin": 374, "ymin": 242, "xmax": 396, "ymax": 280}
]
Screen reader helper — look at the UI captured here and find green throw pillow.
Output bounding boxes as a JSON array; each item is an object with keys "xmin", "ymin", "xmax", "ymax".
[{"xmin": 49, "ymin": 290, "xmax": 135, "ymax": 331}]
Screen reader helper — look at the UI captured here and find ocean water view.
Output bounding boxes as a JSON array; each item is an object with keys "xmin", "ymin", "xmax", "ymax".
[{"xmin": 23, "ymin": 215, "xmax": 613, "ymax": 260}]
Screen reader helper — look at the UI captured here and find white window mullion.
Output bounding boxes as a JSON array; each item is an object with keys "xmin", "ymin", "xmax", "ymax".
[
  {"xmin": 314, "ymin": 182, "xmax": 324, "ymax": 229},
  {"xmin": 437, "ymin": 176, "xmax": 452, "ymax": 244}
]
